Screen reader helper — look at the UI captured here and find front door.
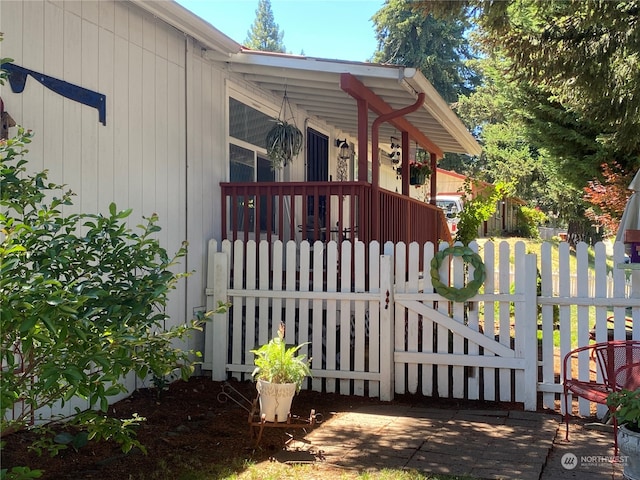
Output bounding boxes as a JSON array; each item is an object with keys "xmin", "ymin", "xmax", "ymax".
[
  {"xmin": 257, "ymin": 154, "xmax": 275, "ymax": 231},
  {"xmin": 306, "ymin": 128, "xmax": 328, "ymax": 220}
]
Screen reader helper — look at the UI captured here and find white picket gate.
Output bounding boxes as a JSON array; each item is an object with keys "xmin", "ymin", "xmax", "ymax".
[{"xmin": 204, "ymin": 238, "xmax": 640, "ymax": 413}]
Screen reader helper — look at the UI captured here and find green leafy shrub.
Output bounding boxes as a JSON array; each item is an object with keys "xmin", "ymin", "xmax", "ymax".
[
  {"xmin": 0, "ymin": 465, "xmax": 43, "ymax": 480},
  {"xmin": 0, "ymin": 127, "xmax": 205, "ymax": 449},
  {"xmin": 455, "ymin": 179, "xmax": 513, "ymax": 245},
  {"xmin": 608, "ymin": 388, "xmax": 640, "ymax": 433},
  {"xmin": 517, "ymin": 205, "xmax": 548, "ymax": 239}
]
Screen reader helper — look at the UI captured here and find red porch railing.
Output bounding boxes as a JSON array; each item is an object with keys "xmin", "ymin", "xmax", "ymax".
[
  {"xmin": 220, "ymin": 182, "xmax": 452, "ymax": 246},
  {"xmin": 378, "ymin": 188, "xmax": 452, "ymax": 245}
]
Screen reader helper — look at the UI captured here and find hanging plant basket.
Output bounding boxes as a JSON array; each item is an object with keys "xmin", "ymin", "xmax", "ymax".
[
  {"xmin": 266, "ymin": 120, "xmax": 302, "ymax": 169},
  {"xmin": 265, "ymin": 91, "xmax": 303, "ymax": 169},
  {"xmin": 409, "ymin": 163, "xmax": 430, "ymax": 185}
]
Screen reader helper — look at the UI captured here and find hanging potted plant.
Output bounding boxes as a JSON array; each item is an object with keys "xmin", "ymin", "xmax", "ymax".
[
  {"xmin": 251, "ymin": 324, "xmax": 311, "ymax": 422},
  {"xmin": 266, "ymin": 120, "xmax": 302, "ymax": 169},
  {"xmin": 409, "ymin": 161, "xmax": 431, "ymax": 186},
  {"xmin": 265, "ymin": 92, "xmax": 303, "ymax": 169}
]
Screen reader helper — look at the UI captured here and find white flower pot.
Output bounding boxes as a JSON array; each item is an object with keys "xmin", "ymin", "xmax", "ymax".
[
  {"xmin": 618, "ymin": 424, "xmax": 640, "ymax": 480},
  {"xmin": 256, "ymin": 379, "xmax": 296, "ymax": 423}
]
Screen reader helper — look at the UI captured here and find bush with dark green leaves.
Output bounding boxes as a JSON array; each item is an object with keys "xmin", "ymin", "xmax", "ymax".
[
  {"xmin": 0, "ymin": 127, "xmax": 205, "ymax": 455},
  {"xmin": 455, "ymin": 179, "xmax": 513, "ymax": 245}
]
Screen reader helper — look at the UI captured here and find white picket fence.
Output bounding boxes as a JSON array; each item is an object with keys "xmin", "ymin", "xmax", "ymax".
[
  {"xmin": 6, "ymin": 238, "xmax": 637, "ymax": 425},
  {"xmin": 205, "ymin": 238, "xmax": 639, "ymax": 414}
]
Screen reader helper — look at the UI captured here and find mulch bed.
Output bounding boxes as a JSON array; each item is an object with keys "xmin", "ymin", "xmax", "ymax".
[{"xmin": 2, "ymin": 377, "xmax": 528, "ymax": 479}]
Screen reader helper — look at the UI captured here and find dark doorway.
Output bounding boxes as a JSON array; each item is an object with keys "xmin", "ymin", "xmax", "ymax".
[
  {"xmin": 257, "ymin": 154, "xmax": 275, "ymax": 231},
  {"xmin": 306, "ymin": 128, "xmax": 329, "ymax": 221}
]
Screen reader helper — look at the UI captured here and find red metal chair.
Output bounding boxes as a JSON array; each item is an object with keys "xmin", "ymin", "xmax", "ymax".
[
  {"xmin": 614, "ymin": 361, "xmax": 640, "ymax": 391},
  {"xmin": 563, "ymin": 340, "xmax": 640, "ymax": 456},
  {"xmin": 589, "ymin": 316, "xmax": 633, "ymax": 341}
]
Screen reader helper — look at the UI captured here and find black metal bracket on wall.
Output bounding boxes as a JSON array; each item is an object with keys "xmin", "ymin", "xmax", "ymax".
[{"xmin": 1, "ymin": 63, "xmax": 106, "ymax": 126}]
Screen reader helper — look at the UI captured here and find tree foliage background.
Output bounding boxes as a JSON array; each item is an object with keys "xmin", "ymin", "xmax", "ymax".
[
  {"xmin": 244, "ymin": 0, "xmax": 286, "ymax": 53},
  {"xmin": 413, "ymin": 0, "xmax": 640, "ymax": 233},
  {"xmin": 372, "ymin": 0, "xmax": 480, "ymax": 103}
]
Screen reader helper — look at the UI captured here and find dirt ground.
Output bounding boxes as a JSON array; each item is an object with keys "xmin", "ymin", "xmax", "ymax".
[
  {"xmin": 2, "ymin": 377, "xmax": 528, "ymax": 479},
  {"xmin": 2, "ymin": 378, "xmax": 386, "ymax": 479}
]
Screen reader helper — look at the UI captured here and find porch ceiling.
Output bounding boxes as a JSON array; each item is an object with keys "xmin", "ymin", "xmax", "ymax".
[{"xmin": 224, "ymin": 50, "xmax": 482, "ymax": 157}]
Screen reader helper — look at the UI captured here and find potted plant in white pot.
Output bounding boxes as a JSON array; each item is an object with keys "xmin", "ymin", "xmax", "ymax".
[
  {"xmin": 251, "ymin": 324, "xmax": 311, "ymax": 422},
  {"xmin": 608, "ymin": 387, "xmax": 640, "ymax": 479}
]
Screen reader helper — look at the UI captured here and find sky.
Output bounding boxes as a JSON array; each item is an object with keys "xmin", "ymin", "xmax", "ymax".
[{"xmin": 175, "ymin": 0, "xmax": 384, "ymax": 62}]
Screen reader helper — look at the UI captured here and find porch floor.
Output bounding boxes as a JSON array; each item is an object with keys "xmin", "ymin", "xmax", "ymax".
[{"xmin": 287, "ymin": 405, "xmax": 624, "ymax": 479}]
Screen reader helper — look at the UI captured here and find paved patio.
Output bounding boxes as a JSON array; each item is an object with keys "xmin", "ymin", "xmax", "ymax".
[{"xmin": 291, "ymin": 405, "xmax": 625, "ymax": 479}]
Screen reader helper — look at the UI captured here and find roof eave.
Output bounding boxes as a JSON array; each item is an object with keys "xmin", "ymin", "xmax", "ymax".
[
  {"xmin": 228, "ymin": 49, "xmax": 408, "ymax": 80},
  {"xmin": 231, "ymin": 51, "xmax": 481, "ymax": 157},
  {"xmin": 132, "ymin": 0, "xmax": 242, "ymax": 55}
]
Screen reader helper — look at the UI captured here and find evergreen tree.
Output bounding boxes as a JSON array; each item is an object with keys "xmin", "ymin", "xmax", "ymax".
[
  {"xmin": 419, "ymin": 0, "xmax": 640, "ymax": 186},
  {"xmin": 371, "ymin": 0, "xmax": 481, "ymax": 177},
  {"xmin": 244, "ymin": 0, "xmax": 286, "ymax": 53},
  {"xmin": 372, "ymin": 0, "xmax": 479, "ymax": 103},
  {"xmin": 454, "ymin": 53, "xmax": 582, "ymax": 225}
]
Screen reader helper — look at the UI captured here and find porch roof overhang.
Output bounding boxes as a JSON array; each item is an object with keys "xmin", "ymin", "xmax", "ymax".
[{"xmin": 223, "ymin": 50, "xmax": 482, "ymax": 157}]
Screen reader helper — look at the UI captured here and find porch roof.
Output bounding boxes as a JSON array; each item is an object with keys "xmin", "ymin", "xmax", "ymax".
[{"xmin": 223, "ymin": 50, "xmax": 482, "ymax": 157}]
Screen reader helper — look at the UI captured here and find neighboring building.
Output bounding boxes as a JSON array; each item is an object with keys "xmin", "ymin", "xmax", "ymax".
[{"xmin": 428, "ymin": 168, "xmax": 524, "ymax": 237}]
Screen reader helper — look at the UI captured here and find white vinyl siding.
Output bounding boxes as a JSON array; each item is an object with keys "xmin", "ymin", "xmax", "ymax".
[{"xmin": 0, "ymin": 0, "xmax": 188, "ymax": 380}]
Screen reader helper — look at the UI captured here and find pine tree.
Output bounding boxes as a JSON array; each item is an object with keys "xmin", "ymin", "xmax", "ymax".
[
  {"xmin": 372, "ymin": 0, "xmax": 479, "ymax": 104},
  {"xmin": 245, "ymin": 0, "xmax": 285, "ymax": 53},
  {"xmin": 420, "ymin": 0, "xmax": 640, "ymax": 183}
]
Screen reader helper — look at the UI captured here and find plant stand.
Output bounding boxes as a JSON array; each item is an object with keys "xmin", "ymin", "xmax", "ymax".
[
  {"xmin": 248, "ymin": 397, "xmax": 317, "ymax": 447},
  {"xmin": 217, "ymin": 382, "xmax": 318, "ymax": 448}
]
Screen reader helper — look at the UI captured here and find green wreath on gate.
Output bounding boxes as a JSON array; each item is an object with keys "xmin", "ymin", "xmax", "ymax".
[{"xmin": 430, "ymin": 245, "xmax": 486, "ymax": 302}]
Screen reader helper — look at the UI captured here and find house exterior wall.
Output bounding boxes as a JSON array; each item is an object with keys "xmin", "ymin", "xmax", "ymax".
[
  {"xmin": 0, "ymin": 0, "xmax": 189, "ymax": 367},
  {"xmin": 0, "ymin": 0, "xmax": 350, "ymax": 367},
  {"xmin": 429, "ymin": 168, "xmax": 466, "ymax": 195},
  {"xmin": 184, "ymin": 47, "xmax": 227, "ymax": 340}
]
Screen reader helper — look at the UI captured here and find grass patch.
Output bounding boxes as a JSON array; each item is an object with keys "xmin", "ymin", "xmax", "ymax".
[
  {"xmin": 144, "ymin": 461, "xmax": 481, "ymax": 480},
  {"xmin": 229, "ymin": 463, "xmax": 474, "ymax": 480}
]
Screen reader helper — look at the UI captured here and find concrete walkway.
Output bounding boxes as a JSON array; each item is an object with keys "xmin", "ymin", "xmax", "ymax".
[{"xmin": 296, "ymin": 405, "xmax": 625, "ymax": 479}]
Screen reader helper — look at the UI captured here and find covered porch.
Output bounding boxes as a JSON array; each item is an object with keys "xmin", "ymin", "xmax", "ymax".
[{"xmin": 219, "ymin": 52, "xmax": 481, "ymax": 247}]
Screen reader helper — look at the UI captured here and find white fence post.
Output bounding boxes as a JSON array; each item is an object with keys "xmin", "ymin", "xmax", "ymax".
[
  {"xmin": 207, "ymin": 251, "xmax": 229, "ymax": 381},
  {"xmin": 379, "ymin": 255, "xmax": 395, "ymax": 401},
  {"xmin": 202, "ymin": 239, "xmax": 218, "ymax": 372},
  {"xmin": 522, "ymin": 253, "xmax": 538, "ymax": 411}
]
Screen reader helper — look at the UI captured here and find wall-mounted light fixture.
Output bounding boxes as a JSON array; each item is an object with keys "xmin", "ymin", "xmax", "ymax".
[{"xmin": 335, "ymin": 138, "xmax": 351, "ymax": 160}]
